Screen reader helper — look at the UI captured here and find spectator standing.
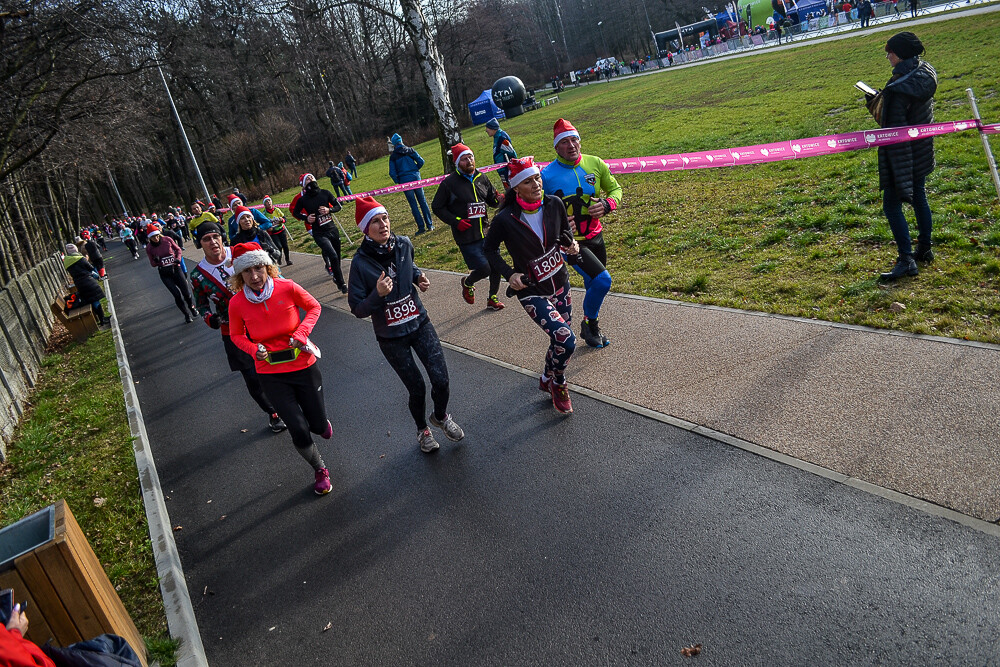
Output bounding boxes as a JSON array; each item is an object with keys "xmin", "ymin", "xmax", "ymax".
[
  {"xmin": 345, "ymin": 151, "xmax": 358, "ymax": 179},
  {"xmin": 867, "ymin": 32, "xmax": 937, "ymax": 281},
  {"xmin": 388, "ymin": 133, "xmax": 434, "ymax": 234},
  {"xmin": 485, "ymin": 118, "xmax": 518, "ymax": 188},
  {"xmin": 908, "ymin": 0, "xmax": 918, "ymax": 16},
  {"xmin": 338, "ymin": 162, "xmax": 353, "ymax": 195},
  {"xmin": 326, "ymin": 160, "xmax": 348, "ymax": 197}
]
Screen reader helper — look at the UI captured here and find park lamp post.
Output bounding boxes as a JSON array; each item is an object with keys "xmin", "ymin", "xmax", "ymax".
[
  {"xmin": 597, "ymin": 20, "xmax": 610, "ymax": 56},
  {"xmin": 638, "ymin": 0, "xmax": 657, "ymax": 55},
  {"xmin": 157, "ymin": 65, "xmax": 212, "ymax": 204}
]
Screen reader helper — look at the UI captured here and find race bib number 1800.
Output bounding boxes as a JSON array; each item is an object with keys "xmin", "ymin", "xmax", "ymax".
[
  {"xmin": 467, "ymin": 202, "xmax": 487, "ymax": 219},
  {"xmin": 384, "ymin": 293, "xmax": 419, "ymax": 327},
  {"xmin": 528, "ymin": 246, "xmax": 564, "ymax": 282}
]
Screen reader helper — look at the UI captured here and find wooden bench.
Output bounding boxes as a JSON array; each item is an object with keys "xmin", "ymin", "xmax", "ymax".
[
  {"xmin": 0, "ymin": 501, "xmax": 148, "ymax": 665},
  {"xmin": 50, "ymin": 294, "xmax": 99, "ymax": 342}
]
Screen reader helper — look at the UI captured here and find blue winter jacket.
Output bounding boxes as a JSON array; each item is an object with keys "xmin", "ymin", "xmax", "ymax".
[{"xmin": 389, "ymin": 145, "xmax": 425, "ymax": 184}]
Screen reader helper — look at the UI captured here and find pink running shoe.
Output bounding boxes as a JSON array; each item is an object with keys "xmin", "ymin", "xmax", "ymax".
[
  {"xmin": 314, "ymin": 468, "xmax": 332, "ymax": 495},
  {"xmin": 321, "ymin": 420, "xmax": 333, "ymax": 439}
]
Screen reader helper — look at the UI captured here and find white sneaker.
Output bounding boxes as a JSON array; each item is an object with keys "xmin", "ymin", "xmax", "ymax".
[
  {"xmin": 429, "ymin": 413, "xmax": 465, "ymax": 442},
  {"xmin": 418, "ymin": 428, "xmax": 440, "ymax": 453}
]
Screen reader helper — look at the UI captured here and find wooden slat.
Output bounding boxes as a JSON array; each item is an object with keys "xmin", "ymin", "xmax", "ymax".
[
  {"xmin": 33, "ymin": 540, "xmax": 104, "ymax": 639},
  {"xmin": 61, "ymin": 505, "xmax": 147, "ymax": 665},
  {"xmin": 0, "ymin": 567, "xmax": 55, "ymax": 647},
  {"xmin": 11, "ymin": 552, "xmax": 81, "ymax": 645}
]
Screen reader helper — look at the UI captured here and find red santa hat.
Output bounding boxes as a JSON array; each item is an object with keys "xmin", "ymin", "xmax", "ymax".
[
  {"xmin": 354, "ymin": 196, "xmax": 387, "ymax": 234},
  {"xmin": 230, "ymin": 242, "xmax": 273, "ymax": 274},
  {"xmin": 450, "ymin": 142, "xmax": 473, "ymax": 166},
  {"xmin": 262, "ymin": 195, "xmax": 273, "ymax": 207},
  {"xmin": 227, "ymin": 194, "xmax": 242, "ymax": 208},
  {"xmin": 146, "ymin": 224, "xmax": 162, "ymax": 237},
  {"xmin": 80, "ymin": 230, "xmax": 91, "ymax": 239},
  {"xmin": 507, "ymin": 156, "xmax": 540, "ymax": 188},
  {"xmin": 299, "ymin": 173, "xmax": 314, "ymax": 189},
  {"xmin": 552, "ymin": 118, "xmax": 580, "ymax": 148},
  {"xmin": 233, "ymin": 205, "xmax": 254, "ymax": 226}
]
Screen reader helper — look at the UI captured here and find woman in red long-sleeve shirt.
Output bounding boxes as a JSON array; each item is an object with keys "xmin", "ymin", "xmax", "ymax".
[{"xmin": 227, "ymin": 242, "xmax": 334, "ymax": 495}]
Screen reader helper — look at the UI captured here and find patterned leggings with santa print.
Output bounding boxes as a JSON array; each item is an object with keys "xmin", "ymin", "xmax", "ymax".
[{"xmin": 519, "ymin": 284, "xmax": 576, "ymax": 380}]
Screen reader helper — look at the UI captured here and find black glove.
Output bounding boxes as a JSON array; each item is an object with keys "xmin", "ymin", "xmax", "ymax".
[{"xmin": 204, "ymin": 313, "xmax": 221, "ymax": 329}]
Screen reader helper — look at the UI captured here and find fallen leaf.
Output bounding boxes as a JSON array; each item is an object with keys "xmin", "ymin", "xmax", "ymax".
[
  {"xmin": 207, "ymin": 499, "xmax": 212, "ymax": 503},
  {"xmin": 890, "ymin": 301, "xmax": 906, "ymax": 313},
  {"xmin": 173, "ymin": 525, "xmax": 183, "ymax": 531},
  {"xmin": 268, "ymin": 626, "xmax": 276, "ymax": 632},
  {"xmin": 240, "ymin": 429, "xmax": 248, "ymax": 433},
  {"xmin": 220, "ymin": 515, "xmax": 227, "ymax": 520},
  {"xmin": 680, "ymin": 644, "xmax": 702, "ymax": 657},
  {"xmin": 93, "ymin": 497, "xmax": 106, "ymax": 507},
  {"xmin": 379, "ymin": 454, "xmax": 386, "ymax": 459},
  {"xmin": 322, "ymin": 622, "xmax": 332, "ymax": 632}
]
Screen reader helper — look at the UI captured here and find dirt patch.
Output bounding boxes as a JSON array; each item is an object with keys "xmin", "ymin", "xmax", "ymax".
[{"xmin": 44, "ymin": 320, "xmax": 74, "ymax": 353}]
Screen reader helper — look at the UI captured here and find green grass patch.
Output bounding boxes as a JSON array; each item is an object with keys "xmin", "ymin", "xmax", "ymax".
[
  {"xmin": 271, "ymin": 12, "xmax": 1000, "ymax": 343},
  {"xmin": 0, "ymin": 330, "xmax": 176, "ymax": 665}
]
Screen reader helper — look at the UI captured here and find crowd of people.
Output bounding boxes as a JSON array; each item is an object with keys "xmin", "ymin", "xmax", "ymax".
[{"xmin": 67, "ymin": 30, "xmax": 935, "ymax": 497}]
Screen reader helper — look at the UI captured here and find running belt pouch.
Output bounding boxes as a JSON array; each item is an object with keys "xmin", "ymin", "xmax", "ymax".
[{"xmin": 266, "ymin": 348, "xmax": 300, "ymax": 364}]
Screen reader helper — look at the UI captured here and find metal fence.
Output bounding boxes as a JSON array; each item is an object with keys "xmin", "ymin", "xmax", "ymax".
[
  {"xmin": 0, "ymin": 254, "xmax": 71, "ymax": 461},
  {"xmin": 662, "ymin": 0, "xmax": 987, "ymax": 66}
]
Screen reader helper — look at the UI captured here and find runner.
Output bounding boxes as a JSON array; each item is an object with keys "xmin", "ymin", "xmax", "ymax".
[
  {"xmin": 145, "ymin": 224, "xmax": 198, "ymax": 323},
  {"xmin": 229, "ymin": 205, "xmax": 282, "ymax": 263},
  {"xmin": 348, "ymin": 196, "xmax": 464, "ymax": 453},
  {"xmin": 189, "ymin": 222, "xmax": 287, "ymax": 434},
  {"xmin": 227, "ymin": 242, "xmax": 334, "ymax": 495},
  {"xmin": 262, "ymin": 195, "xmax": 292, "ymax": 265},
  {"xmin": 431, "ymin": 142, "xmax": 505, "ymax": 310},
  {"xmin": 80, "ymin": 230, "xmax": 106, "ymax": 279},
  {"xmin": 484, "ymin": 156, "xmax": 580, "ymax": 414},
  {"xmin": 224, "ymin": 194, "xmax": 272, "ymax": 241},
  {"xmin": 119, "ymin": 223, "xmax": 139, "ymax": 259},
  {"xmin": 485, "ymin": 118, "xmax": 517, "ymax": 188},
  {"xmin": 290, "ymin": 173, "xmax": 348, "ymax": 293},
  {"xmin": 187, "ymin": 200, "xmax": 221, "ymax": 242},
  {"xmin": 540, "ymin": 118, "xmax": 623, "ymax": 349}
]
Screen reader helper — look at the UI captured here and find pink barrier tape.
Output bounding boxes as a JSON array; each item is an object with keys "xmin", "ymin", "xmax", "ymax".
[
  {"xmin": 602, "ymin": 120, "xmax": 978, "ymax": 174},
  {"xmin": 222, "ymin": 119, "xmax": 990, "ymax": 212}
]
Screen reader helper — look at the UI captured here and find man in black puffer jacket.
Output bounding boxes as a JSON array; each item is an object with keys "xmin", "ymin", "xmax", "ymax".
[{"xmin": 871, "ymin": 32, "xmax": 937, "ymax": 281}]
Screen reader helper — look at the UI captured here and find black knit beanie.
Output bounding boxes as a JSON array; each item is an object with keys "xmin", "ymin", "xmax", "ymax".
[
  {"xmin": 886, "ymin": 32, "xmax": 924, "ymax": 59},
  {"xmin": 193, "ymin": 221, "xmax": 226, "ymax": 247}
]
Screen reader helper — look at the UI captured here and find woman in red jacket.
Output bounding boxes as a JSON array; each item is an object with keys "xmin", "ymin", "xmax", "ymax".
[
  {"xmin": 227, "ymin": 242, "xmax": 334, "ymax": 495},
  {"xmin": 1, "ymin": 603, "xmax": 55, "ymax": 667}
]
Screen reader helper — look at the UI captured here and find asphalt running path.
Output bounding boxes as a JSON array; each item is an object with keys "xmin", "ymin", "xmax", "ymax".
[
  {"xmin": 180, "ymin": 240, "xmax": 1000, "ymax": 524},
  {"xmin": 106, "ymin": 243, "xmax": 1000, "ymax": 664}
]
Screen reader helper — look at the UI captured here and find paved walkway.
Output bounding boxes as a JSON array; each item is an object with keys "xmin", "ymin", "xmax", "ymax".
[{"xmin": 184, "ymin": 244, "xmax": 999, "ymax": 525}]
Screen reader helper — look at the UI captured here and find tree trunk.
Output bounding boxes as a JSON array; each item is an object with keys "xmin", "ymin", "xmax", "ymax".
[{"xmin": 399, "ymin": 0, "xmax": 461, "ymax": 173}]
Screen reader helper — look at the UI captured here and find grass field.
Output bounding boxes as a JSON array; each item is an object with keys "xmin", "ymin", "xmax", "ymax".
[
  {"xmin": 270, "ymin": 11, "xmax": 1000, "ymax": 343},
  {"xmin": 0, "ymin": 329, "xmax": 176, "ymax": 664}
]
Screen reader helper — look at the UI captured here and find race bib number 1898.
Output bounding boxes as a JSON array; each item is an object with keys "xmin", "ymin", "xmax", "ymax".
[{"xmin": 384, "ymin": 293, "xmax": 419, "ymax": 326}]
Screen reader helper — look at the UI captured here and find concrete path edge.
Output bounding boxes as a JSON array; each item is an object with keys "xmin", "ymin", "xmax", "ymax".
[{"xmin": 105, "ymin": 282, "xmax": 209, "ymax": 667}]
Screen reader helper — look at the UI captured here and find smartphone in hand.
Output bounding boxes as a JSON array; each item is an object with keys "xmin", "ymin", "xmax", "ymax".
[{"xmin": 0, "ymin": 588, "xmax": 12, "ymax": 625}]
